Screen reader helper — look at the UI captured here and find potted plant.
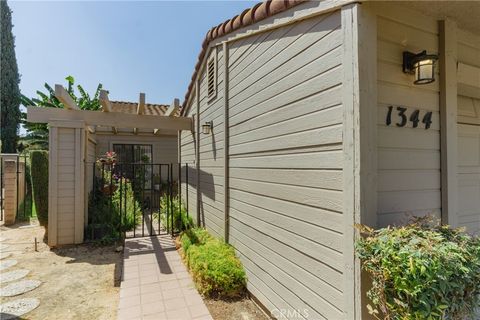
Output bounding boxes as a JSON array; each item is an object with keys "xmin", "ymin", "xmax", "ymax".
[
  {"xmin": 96, "ymin": 151, "xmax": 118, "ymax": 195},
  {"xmin": 96, "ymin": 151, "xmax": 117, "ymax": 166}
]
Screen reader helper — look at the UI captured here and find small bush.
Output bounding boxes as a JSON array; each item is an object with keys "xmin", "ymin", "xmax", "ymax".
[
  {"xmin": 181, "ymin": 227, "xmax": 211, "ymax": 253},
  {"xmin": 355, "ymin": 217, "xmax": 480, "ymax": 320},
  {"xmin": 88, "ymin": 166, "xmax": 142, "ymax": 242},
  {"xmin": 180, "ymin": 228, "xmax": 246, "ymax": 298},
  {"xmin": 159, "ymin": 196, "xmax": 193, "ymax": 232},
  {"xmin": 30, "ymin": 150, "xmax": 48, "ymax": 226}
]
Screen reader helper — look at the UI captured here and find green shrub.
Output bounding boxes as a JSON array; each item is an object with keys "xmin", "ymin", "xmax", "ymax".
[
  {"xmin": 112, "ymin": 177, "xmax": 142, "ymax": 232},
  {"xmin": 180, "ymin": 228, "xmax": 246, "ymax": 298},
  {"xmin": 159, "ymin": 196, "xmax": 193, "ymax": 232},
  {"xmin": 16, "ymin": 157, "xmax": 36, "ymax": 221},
  {"xmin": 30, "ymin": 150, "xmax": 48, "ymax": 226},
  {"xmin": 355, "ymin": 218, "xmax": 480, "ymax": 320},
  {"xmin": 88, "ymin": 173, "xmax": 142, "ymax": 241},
  {"xmin": 181, "ymin": 227, "xmax": 211, "ymax": 253}
]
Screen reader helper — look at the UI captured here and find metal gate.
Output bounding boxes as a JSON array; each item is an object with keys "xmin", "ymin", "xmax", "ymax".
[
  {"xmin": 88, "ymin": 162, "xmax": 186, "ymax": 239},
  {"xmin": 0, "ymin": 154, "xmax": 33, "ymax": 223}
]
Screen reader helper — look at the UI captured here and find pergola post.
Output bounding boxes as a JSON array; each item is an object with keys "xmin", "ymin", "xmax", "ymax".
[{"xmin": 48, "ymin": 120, "xmax": 86, "ymax": 246}]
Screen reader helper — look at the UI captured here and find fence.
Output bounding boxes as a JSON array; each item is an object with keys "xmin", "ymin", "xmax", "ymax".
[
  {"xmin": 0, "ymin": 154, "xmax": 32, "ymax": 224},
  {"xmin": 87, "ymin": 162, "xmax": 191, "ymax": 239}
]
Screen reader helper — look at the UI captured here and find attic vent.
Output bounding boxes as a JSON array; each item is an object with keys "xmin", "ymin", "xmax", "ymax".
[{"xmin": 207, "ymin": 54, "xmax": 216, "ymax": 99}]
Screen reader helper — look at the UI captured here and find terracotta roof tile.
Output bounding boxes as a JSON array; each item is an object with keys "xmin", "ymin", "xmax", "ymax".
[
  {"xmin": 182, "ymin": 0, "xmax": 305, "ymax": 109},
  {"xmin": 109, "ymin": 101, "xmax": 181, "ymax": 117}
]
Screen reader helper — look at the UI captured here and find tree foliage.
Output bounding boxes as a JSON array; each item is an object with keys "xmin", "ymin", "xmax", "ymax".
[
  {"xmin": 20, "ymin": 76, "xmax": 102, "ymax": 150},
  {"xmin": 0, "ymin": 0, "xmax": 21, "ymax": 153}
]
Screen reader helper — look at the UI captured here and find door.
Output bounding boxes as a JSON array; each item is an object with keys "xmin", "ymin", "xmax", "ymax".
[{"xmin": 457, "ymin": 123, "xmax": 480, "ymax": 234}]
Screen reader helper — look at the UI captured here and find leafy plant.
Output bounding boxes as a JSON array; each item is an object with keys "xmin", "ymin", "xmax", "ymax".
[
  {"xmin": 16, "ymin": 156, "xmax": 36, "ymax": 221},
  {"xmin": 355, "ymin": 217, "xmax": 480, "ymax": 320},
  {"xmin": 158, "ymin": 195, "xmax": 193, "ymax": 233},
  {"xmin": 20, "ymin": 76, "xmax": 102, "ymax": 150},
  {"xmin": 30, "ymin": 150, "xmax": 48, "ymax": 226},
  {"xmin": 87, "ymin": 163, "xmax": 141, "ymax": 241},
  {"xmin": 180, "ymin": 228, "xmax": 246, "ymax": 298},
  {"xmin": 112, "ymin": 177, "xmax": 142, "ymax": 232}
]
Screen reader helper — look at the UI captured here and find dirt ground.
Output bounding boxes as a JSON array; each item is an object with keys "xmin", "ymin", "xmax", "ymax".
[
  {"xmin": 174, "ymin": 238, "xmax": 270, "ymax": 320},
  {"xmin": 1, "ymin": 221, "xmax": 269, "ymax": 320},
  {"xmin": 204, "ymin": 297, "xmax": 271, "ymax": 320},
  {"xmin": 0, "ymin": 221, "xmax": 122, "ymax": 320}
]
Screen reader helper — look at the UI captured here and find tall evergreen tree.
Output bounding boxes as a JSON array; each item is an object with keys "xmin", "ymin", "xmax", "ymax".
[{"xmin": 0, "ymin": 0, "xmax": 21, "ymax": 153}]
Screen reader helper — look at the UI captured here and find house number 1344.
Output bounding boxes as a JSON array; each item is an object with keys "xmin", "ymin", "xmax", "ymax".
[{"xmin": 386, "ymin": 106, "xmax": 432, "ymax": 129}]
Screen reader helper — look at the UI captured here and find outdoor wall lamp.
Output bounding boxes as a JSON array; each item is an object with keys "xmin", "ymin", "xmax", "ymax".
[
  {"xmin": 202, "ymin": 121, "xmax": 213, "ymax": 135},
  {"xmin": 403, "ymin": 50, "xmax": 439, "ymax": 85}
]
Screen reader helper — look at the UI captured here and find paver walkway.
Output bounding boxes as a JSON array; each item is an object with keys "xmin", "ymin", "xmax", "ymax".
[{"xmin": 118, "ymin": 235, "xmax": 213, "ymax": 320}]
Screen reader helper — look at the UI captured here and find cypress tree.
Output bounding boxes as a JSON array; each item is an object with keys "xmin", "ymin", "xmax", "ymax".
[{"xmin": 0, "ymin": 0, "xmax": 21, "ymax": 153}]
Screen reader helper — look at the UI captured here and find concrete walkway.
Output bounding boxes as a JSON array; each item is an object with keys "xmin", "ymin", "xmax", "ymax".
[{"xmin": 118, "ymin": 235, "xmax": 213, "ymax": 320}]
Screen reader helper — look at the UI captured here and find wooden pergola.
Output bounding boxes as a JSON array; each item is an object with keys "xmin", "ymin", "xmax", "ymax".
[
  {"xmin": 27, "ymin": 85, "xmax": 192, "ymax": 133},
  {"xmin": 26, "ymin": 85, "xmax": 192, "ymax": 247}
]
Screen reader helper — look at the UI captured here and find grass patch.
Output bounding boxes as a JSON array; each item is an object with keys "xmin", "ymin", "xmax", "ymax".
[
  {"xmin": 180, "ymin": 228, "xmax": 246, "ymax": 298},
  {"xmin": 17, "ymin": 191, "xmax": 37, "ymax": 221}
]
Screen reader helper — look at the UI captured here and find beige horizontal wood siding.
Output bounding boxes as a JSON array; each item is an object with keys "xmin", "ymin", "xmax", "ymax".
[
  {"xmin": 373, "ymin": 4, "xmax": 441, "ymax": 227},
  {"xmin": 196, "ymin": 46, "xmax": 225, "ymax": 238},
  {"xmin": 227, "ymin": 12, "xmax": 344, "ymax": 319},
  {"xmin": 49, "ymin": 126, "xmax": 85, "ymax": 246},
  {"xmin": 457, "ymin": 28, "xmax": 480, "ymax": 235},
  {"xmin": 57, "ymin": 128, "xmax": 76, "ymax": 245},
  {"xmin": 180, "ymin": 96, "xmax": 198, "ymax": 225}
]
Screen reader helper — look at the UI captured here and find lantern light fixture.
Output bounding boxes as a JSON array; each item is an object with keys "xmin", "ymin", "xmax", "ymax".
[
  {"xmin": 202, "ymin": 121, "xmax": 213, "ymax": 135},
  {"xmin": 403, "ymin": 50, "xmax": 439, "ymax": 85}
]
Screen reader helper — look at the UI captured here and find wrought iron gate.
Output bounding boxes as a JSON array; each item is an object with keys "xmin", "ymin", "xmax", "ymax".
[{"xmin": 88, "ymin": 162, "xmax": 186, "ymax": 239}]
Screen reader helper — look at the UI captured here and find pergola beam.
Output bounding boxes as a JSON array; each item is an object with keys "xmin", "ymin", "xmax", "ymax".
[
  {"xmin": 55, "ymin": 85, "xmax": 80, "ymax": 110},
  {"xmin": 99, "ymin": 90, "xmax": 118, "ymax": 134},
  {"xmin": 99, "ymin": 90, "xmax": 112, "ymax": 112},
  {"xmin": 134, "ymin": 93, "xmax": 145, "ymax": 135},
  {"xmin": 137, "ymin": 93, "xmax": 145, "ymax": 115},
  {"xmin": 164, "ymin": 98, "xmax": 180, "ymax": 117},
  {"xmin": 27, "ymin": 106, "xmax": 192, "ymax": 131}
]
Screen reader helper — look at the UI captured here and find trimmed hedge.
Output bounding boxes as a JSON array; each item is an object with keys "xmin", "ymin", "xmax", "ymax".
[
  {"xmin": 180, "ymin": 228, "xmax": 246, "ymax": 298},
  {"xmin": 30, "ymin": 150, "xmax": 48, "ymax": 226}
]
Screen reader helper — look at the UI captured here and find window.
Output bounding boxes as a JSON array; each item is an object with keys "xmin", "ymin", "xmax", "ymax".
[
  {"xmin": 207, "ymin": 51, "xmax": 216, "ymax": 100},
  {"xmin": 112, "ymin": 144, "xmax": 153, "ymax": 188},
  {"xmin": 113, "ymin": 144, "xmax": 152, "ymax": 164}
]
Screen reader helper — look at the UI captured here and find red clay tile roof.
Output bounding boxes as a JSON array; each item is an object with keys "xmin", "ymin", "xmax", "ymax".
[
  {"xmin": 182, "ymin": 0, "xmax": 306, "ymax": 109},
  {"xmin": 110, "ymin": 101, "xmax": 171, "ymax": 116}
]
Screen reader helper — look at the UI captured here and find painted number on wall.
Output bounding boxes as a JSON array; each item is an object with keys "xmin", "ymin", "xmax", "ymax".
[{"xmin": 386, "ymin": 106, "xmax": 432, "ymax": 129}]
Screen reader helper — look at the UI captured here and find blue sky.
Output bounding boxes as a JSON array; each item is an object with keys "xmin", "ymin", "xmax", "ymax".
[{"xmin": 10, "ymin": 0, "xmax": 255, "ymax": 106}]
